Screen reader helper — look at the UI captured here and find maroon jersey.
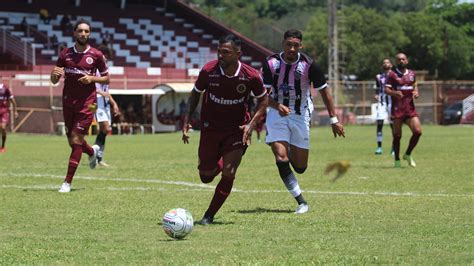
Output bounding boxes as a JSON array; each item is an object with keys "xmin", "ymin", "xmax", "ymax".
[
  {"xmin": 386, "ymin": 68, "xmax": 418, "ymax": 119},
  {"xmin": 0, "ymin": 83, "xmax": 13, "ymax": 113},
  {"xmin": 56, "ymin": 46, "xmax": 108, "ymax": 106},
  {"xmin": 194, "ymin": 60, "xmax": 266, "ymax": 130}
]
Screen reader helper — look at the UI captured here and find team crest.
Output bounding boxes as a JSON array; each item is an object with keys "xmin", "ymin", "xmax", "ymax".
[
  {"xmin": 236, "ymin": 83, "xmax": 247, "ymax": 93},
  {"xmin": 86, "ymin": 57, "xmax": 94, "ymax": 64}
]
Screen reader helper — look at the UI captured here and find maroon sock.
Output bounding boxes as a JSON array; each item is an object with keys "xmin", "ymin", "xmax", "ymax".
[
  {"xmin": 405, "ymin": 133, "xmax": 421, "ymax": 155},
  {"xmin": 65, "ymin": 144, "xmax": 83, "ymax": 183},
  {"xmin": 82, "ymin": 141, "xmax": 94, "ymax": 156},
  {"xmin": 205, "ymin": 175, "xmax": 234, "ymax": 217}
]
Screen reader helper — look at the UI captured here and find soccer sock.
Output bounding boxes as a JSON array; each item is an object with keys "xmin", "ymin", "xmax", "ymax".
[
  {"xmin": 65, "ymin": 144, "xmax": 83, "ymax": 183},
  {"xmin": 376, "ymin": 120, "xmax": 383, "ymax": 147},
  {"xmin": 204, "ymin": 175, "xmax": 234, "ymax": 218},
  {"xmin": 393, "ymin": 135, "xmax": 401, "ymax": 160},
  {"xmin": 276, "ymin": 161, "xmax": 306, "ymax": 204},
  {"xmin": 1, "ymin": 130, "xmax": 5, "ymax": 148},
  {"xmin": 82, "ymin": 141, "xmax": 94, "ymax": 157},
  {"xmin": 95, "ymin": 132, "xmax": 107, "ymax": 161},
  {"xmin": 405, "ymin": 132, "xmax": 421, "ymax": 156}
]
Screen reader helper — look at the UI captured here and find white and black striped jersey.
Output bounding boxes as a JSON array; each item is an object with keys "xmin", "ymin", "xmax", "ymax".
[
  {"xmin": 262, "ymin": 52, "xmax": 327, "ymax": 116},
  {"xmin": 375, "ymin": 71, "xmax": 392, "ymax": 106}
]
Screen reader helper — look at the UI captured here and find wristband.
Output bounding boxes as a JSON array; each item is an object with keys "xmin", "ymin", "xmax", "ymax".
[{"xmin": 329, "ymin": 116, "xmax": 339, "ymax": 124}]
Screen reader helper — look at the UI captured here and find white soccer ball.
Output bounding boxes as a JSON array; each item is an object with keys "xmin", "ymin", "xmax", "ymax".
[{"xmin": 162, "ymin": 208, "xmax": 194, "ymax": 239}]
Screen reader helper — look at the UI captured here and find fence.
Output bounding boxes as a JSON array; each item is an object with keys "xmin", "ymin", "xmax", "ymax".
[
  {"xmin": 0, "ymin": 27, "xmax": 36, "ymax": 66},
  {"xmin": 3, "ymin": 77, "xmax": 474, "ymax": 134}
]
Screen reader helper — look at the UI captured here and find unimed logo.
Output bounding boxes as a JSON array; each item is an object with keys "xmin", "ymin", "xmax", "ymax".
[{"xmin": 209, "ymin": 93, "xmax": 245, "ymax": 105}]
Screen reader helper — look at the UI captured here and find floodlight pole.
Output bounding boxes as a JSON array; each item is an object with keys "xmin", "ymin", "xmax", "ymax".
[{"xmin": 328, "ymin": 0, "xmax": 339, "ymax": 104}]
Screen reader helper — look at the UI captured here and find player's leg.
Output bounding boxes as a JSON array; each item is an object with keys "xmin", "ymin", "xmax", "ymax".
[
  {"xmin": 198, "ymin": 130, "xmax": 223, "ymax": 184},
  {"xmin": 403, "ymin": 116, "xmax": 422, "ymax": 167},
  {"xmin": 199, "ymin": 148, "xmax": 243, "ymax": 225},
  {"xmin": 392, "ymin": 118, "xmax": 403, "ymax": 168},
  {"xmin": 375, "ymin": 119, "xmax": 384, "ymax": 154},
  {"xmin": 0, "ymin": 122, "xmax": 6, "ymax": 151},
  {"xmin": 95, "ymin": 121, "xmax": 109, "ymax": 166}
]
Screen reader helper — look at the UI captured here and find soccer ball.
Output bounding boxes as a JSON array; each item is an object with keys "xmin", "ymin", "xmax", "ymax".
[{"xmin": 162, "ymin": 208, "xmax": 194, "ymax": 239}]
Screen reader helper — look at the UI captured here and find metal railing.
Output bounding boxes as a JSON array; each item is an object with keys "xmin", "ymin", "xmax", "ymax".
[{"xmin": 0, "ymin": 27, "xmax": 36, "ymax": 65}]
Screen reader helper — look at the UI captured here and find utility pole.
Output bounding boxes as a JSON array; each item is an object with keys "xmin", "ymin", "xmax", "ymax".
[{"xmin": 328, "ymin": 0, "xmax": 339, "ymax": 104}]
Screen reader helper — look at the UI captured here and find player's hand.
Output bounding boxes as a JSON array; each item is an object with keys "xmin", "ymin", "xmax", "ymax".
[
  {"xmin": 413, "ymin": 90, "xmax": 419, "ymax": 99},
  {"xmin": 52, "ymin": 67, "xmax": 64, "ymax": 77},
  {"xmin": 240, "ymin": 124, "xmax": 253, "ymax": 145},
  {"xmin": 182, "ymin": 123, "xmax": 192, "ymax": 144},
  {"xmin": 374, "ymin": 95, "xmax": 380, "ymax": 101},
  {"xmin": 113, "ymin": 106, "xmax": 121, "ymax": 117},
  {"xmin": 277, "ymin": 104, "xmax": 291, "ymax": 116},
  {"xmin": 393, "ymin": 91, "xmax": 403, "ymax": 100},
  {"xmin": 331, "ymin": 122, "xmax": 345, "ymax": 138},
  {"xmin": 78, "ymin": 75, "xmax": 93, "ymax": 85}
]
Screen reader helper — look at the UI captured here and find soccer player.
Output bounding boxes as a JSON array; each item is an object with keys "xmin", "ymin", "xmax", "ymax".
[
  {"xmin": 374, "ymin": 58, "xmax": 393, "ymax": 155},
  {"xmin": 182, "ymin": 34, "xmax": 268, "ymax": 225},
  {"xmin": 94, "ymin": 48, "xmax": 120, "ymax": 167},
  {"xmin": 0, "ymin": 80, "xmax": 18, "ymax": 153},
  {"xmin": 262, "ymin": 29, "xmax": 345, "ymax": 214},
  {"xmin": 384, "ymin": 53, "xmax": 422, "ymax": 168},
  {"xmin": 50, "ymin": 19, "xmax": 109, "ymax": 192}
]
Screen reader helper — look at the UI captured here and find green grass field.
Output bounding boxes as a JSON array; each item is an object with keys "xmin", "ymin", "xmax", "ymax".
[{"xmin": 1, "ymin": 125, "xmax": 473, "ymax": 264}]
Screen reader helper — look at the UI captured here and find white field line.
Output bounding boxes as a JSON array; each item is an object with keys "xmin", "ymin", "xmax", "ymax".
[{"xmin": 1, "ymin": 172, "xmax": 473, "ymax": 198}]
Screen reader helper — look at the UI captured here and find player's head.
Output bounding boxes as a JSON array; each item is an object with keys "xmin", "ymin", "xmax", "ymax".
[
  {"xmin": 282, "ymin": 29, "xmax": 303, "ymax": 62},
  {"xmin": 382, "ymin": 58, "xmax": 392, "ymax": 70},
  {"xmin": 73, "ymin": 19, "xmax": 91, "ymax": 46},
  {"xmin": 395, "ymin": 53, "xmax": 408, "ymax": 69},
  {"xmin": 217, "ymin": 34, "xmax": 241, "ymax": 69}
]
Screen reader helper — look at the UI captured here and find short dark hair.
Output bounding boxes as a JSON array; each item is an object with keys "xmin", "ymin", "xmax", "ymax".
[
  {"xmin": 74, "ymin": 19, "xmax": 91, "ymax": 32},
  {"xmin": 219, "ymin": 34, "xmax": 241, "ymax": 49},
  {"xmin": 284, "ymin": 29, "xmax": 303, "ymax": 41}
]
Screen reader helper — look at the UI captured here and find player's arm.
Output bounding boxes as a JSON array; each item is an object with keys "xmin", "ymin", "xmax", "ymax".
[
  {"xmin": 109, "ymin": 94, "xmax": 120, "ymax": 117},
  {"xmin": 319, "ymin": 88, "xmax": 344, "ymax": 138},
  {"xmin": 79, "ymin": 74, "xmax": 110, "ymax": 85},
  {"xmin": 50, "ymin": 67, "xmax": 64, "ymax": 84},
  {"xmin": 412, "ymin": 79, "xmax": 419, "ymax": 99},
  {"xmin": 242, "ymin": 93, "xmax": 268, "ymax": 144},
  {"xmin": 384, "ymin": 84, "xmax": 402, "ymax": 99},
  {"xmin": 9, "ymin": 97, "xmax": 18, "ymax": 118},
  {"xmin": 182, "ymin": 89, "xmax": 201, "ymax": 144}
]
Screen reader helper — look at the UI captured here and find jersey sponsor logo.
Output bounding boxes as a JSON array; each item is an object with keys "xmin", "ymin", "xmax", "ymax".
[
  {"xmin": 209, "ymin": 92, "xmax": 245, "ymax": 105},
  {"xmin": 209, "ymin": 74, "xmax": 220, "ymax": 78},
  {"xmin": 86, "ymin": 57, "xmax": 94, "ymax": 64},
  {"xmin": 65, "ymin": 67, "xmax": 92, "ymax": 75},
  {"xmin": 209, "ymin": 82, "xmax": 220, "ymax": 87},
  {"xmin": 236, "ymin": 83, "xmax": 247, "ymax": 93}
]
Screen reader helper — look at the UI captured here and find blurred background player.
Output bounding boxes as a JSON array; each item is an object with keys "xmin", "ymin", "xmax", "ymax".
[
  {"xmin": 50, "ymin": 20, "xmax": 109, "ymax": 192},
  {"xmin": 374, "ymin": 58, "xmax": 393, "ymax": 155},
  {"xmin": 262, "ymin": 29, "xmax": 345, "ymax": 214},
  {"xmin": 0, "ymin": 79, "xmax": 18, "ymax": 153},
  {"xmin": 94, "ymin": 48, "xmax": 120, "ymax": 167},
  {"xmin": 384, "ymin": 53, "xmax": 422, "ymax": 168},
  {"xmin": 182, "ymin": 34, "xmax": 268, "ymax": 225}
]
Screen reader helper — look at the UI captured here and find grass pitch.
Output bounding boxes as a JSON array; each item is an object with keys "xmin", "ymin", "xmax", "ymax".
[{"xmin": 1, "ymin": 125, "xmax": 473, "ymax": 264}]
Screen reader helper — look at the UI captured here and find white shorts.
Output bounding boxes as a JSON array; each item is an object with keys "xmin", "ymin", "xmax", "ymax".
[
  {"xmin": 375, "ymin": 102, "xmax": 391, "ymax": 121},
  {"xmin": 265, "ymin": 108, "xmax": 311, "ymax": 149},
  {"xmin": 95, "ymin": 106, "xmax": 111, "ymax": 123}
]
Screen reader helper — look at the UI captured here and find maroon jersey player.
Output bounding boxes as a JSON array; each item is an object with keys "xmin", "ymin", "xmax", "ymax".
[
  {"xmin": 182, "ymin": 34, "xmax": 268, "ymax": 225},
  {"xmin": 50, "ymin": 20, "xmax": 110, "ymax": 192},
  {"xmin": 384, "ymin": 53, "xmax": 422, "ymax": 168},
  {"xmin": 0, "ymin": 81, "xmax": 18, "ymax": 153}
]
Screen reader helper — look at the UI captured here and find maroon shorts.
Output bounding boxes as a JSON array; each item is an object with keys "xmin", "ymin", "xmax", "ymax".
[
  {"xmin": 63, "ymin": 101, "xmax": 95, "ymax": 137},
  {"xmin": 198, "ymin": 128, "xmax": 247, "ymax": 171},
  {"xmin": 0, "ymin": 111, "xmax": 9, "ymax": 124},
  {"xmin": 391, "ymin": 96, "xmax": 418, "ymax": 121}
]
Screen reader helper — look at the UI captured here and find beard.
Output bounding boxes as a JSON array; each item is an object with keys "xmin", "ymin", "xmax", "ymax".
[
  {"xmin": 397, "ymin": 63, "xmax": 407, "ymax": 69},
  {"xmin": 76, "ymin": 37, "xmax": 89, "ymax": 46}
]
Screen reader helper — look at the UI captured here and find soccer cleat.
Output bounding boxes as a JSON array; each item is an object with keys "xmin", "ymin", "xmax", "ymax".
[
  {"xmin": 295, "ymin": 203, "xmax": 309, "ymax": 214},
  {"xmin": 58, "ymin": 182, "xmax": 71, "ymax": 193},
  {"xmin": 89, "ymin": 145, "xmax": 100, "ymax": 169},
  {"xmin": 375, "ymin": 147, "xmax": 383, "ymax": 155},
  {"xmin": 196, "ymin": 216, "xmax": 214, "ymax": 225},
  {"xmin": 394, "ymin": 160, "xmax": 401, "ymax": 168},
  {"xmin": 98, "ymin": 161, "xmax": 110, "ymax": 167},
  {"xmin": 403, "ymin": 154, "xmax": 416, "ymax": 167}
]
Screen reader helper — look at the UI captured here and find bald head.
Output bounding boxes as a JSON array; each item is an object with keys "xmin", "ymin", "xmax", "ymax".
[{"xmin": 395, "ymin": 53, "xmax": 408, "ymax": 69}]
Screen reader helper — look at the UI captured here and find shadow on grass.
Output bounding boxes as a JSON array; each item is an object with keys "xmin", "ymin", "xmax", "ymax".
[{"xmin": 234, "ymin": 207, "xmax": 293, "ymax": 214}]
